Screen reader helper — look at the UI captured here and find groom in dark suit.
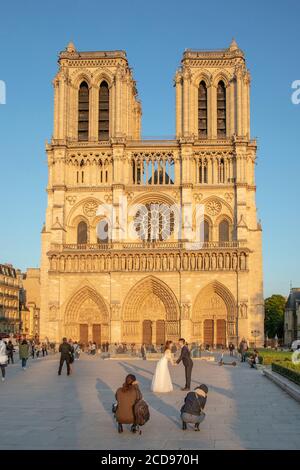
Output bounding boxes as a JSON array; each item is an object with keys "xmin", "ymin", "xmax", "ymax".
[{"xmin": 176, "ymin": 338, "xmax": 193, "ymax": 391}]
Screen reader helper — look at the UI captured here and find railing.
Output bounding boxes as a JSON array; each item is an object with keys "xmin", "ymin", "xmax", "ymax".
[{"xmin": 49, "ymin": 240, "xmax": 244, "ymax": 252}]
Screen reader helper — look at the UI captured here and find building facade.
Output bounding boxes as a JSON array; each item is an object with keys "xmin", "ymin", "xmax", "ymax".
[
  {"xmin": 284, "ymin": 288, "xmax": 300, "ymax": 345},
  {"xmin": 40, "ymin": 40, "xmax": 264, "ymax": 347},
  {"xmin": 0, "ymin": 264, "xmax": 22, "ymax": 334},
  {"xmin": 21, "ymin": 268, "xmax": 41, "ymax": 338}
]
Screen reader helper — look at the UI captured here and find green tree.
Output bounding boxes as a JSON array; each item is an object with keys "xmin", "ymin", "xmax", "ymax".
[{"xmin": 264, "ymin": 295, "xmax": 286, "ymax": 339}]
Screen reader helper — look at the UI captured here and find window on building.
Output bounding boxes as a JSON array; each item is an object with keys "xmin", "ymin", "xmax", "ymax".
[
  {"xmin": 99, "ymin": 81, "xmax": 109, "ymax": 141},
  {"xmin": 198, "ymin": 81, "xmax": 207, "ymax": 138},
  {"xmin": 219, "ymin": 158, "xmax": 225, "ymax": 183},
  {"xmin": 219, "ymin": 219, "xmax": 230, "ymax": 242},
  {"xmin": 217, "ymin": 81, "xmax": 226, "ymax": 137},
  {"xmin": 199, "ymin": 158, "xmax": 208, "ymax": 183},
  {"xmin": 78, "ymin": 82, "xmax": 89, "ymax": 141},
  {"xmin": 77, "ymin": 221, "xmax": 88, "ymax": 244},
  {"xmin": 202, "ymin": 219, "xmax": 210, "ymax": 242}
]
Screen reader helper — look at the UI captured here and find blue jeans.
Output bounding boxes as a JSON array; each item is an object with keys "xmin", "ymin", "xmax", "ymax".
[
  {"xmin": 181, "ymin": 412, "xmax": 206, "ymax": 425},
  {"xmin": 21, "ymin": 358, "xmax": 27, "ymax": 368}
]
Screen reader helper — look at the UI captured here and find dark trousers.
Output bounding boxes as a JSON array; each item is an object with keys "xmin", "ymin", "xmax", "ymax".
[
  {"xmin": 230, "ymin": 350, "xmax": 234, "ymax": 356},
  {"xmin": 184, "ymin": 362, "xmax": 193, "ymax": 389},
  {"xmin": 8, "ymin": 353, "xmax": 14, "ymax": 364},
  {"xmin": 0, "ymin": 364, "xmax": 6, "ymax": 378},
  {"xmin": 58, "ymin": 356, "xmax": 70, "ymax": 375}
]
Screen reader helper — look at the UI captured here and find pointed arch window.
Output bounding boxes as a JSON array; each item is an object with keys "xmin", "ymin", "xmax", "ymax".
[
  {"xmin": 202, "ymin": 219, "xmax": 210, "ymax": 242},
  {"xmin": 77, "ymin": 221, "xmax": 88, "ymax": 244},
  {"xmin": 198, "ymin": 81, "xmax": 207, "ymax": 138},
  {"xmin": 78, "ymin": 82, "xmax": 89, "ymax": 141},
  {"xmin": 219, "ymin": 219, "xmax": 230, "ymax": 242},
  {"xmin": 217, "ymin": 81, "xmax": 226, "ymax": 137},
  {"xmin": 99, "ymin": 81, "xmax": 109, "ymax": 141},
  {"xmin": 219, "ymin": 158, "xmax": 225, "ymax": 183}
]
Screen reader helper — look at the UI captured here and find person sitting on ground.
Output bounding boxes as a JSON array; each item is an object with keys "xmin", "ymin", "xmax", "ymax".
[
  {"xmin": 180, "ymin": 384, "xmax": 208, "ymax": 431},
  {"xmin": 115, "ymin": 374, "xmax": 142, "ymax": 434},
  {"xmin": 249, "ymin": 349, "xmax": 259, "ymax": 368}
]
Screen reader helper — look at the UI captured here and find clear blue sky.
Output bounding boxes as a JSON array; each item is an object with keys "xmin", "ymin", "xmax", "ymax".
[{"xmin": 0, "ymin": 0, "xmax": 299, "ymax": 298}]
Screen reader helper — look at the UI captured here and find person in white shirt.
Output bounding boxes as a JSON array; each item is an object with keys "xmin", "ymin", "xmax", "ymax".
[{"xmin": 0, "ymin": 339, "xmax": 8, "ymax": 382}]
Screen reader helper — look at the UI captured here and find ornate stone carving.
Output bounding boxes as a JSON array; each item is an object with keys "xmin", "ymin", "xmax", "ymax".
[
  {"xmin": 194, "ymin": 193, "xmax": 203, "ymax": 203},
  {"xmin": 111, "ymin": 303, "xmax": 121, "ymax": 321},
  {"xmin": 224, "ymin": 192, "xmax": 233, "ymax": 202},
  {"xmin": 206, "ymin": 199, "xmax": 222, "ymax": 216},
  {"xmin": 181, "ymin": 303, "xmax": 191, "ymax": 320},
  {"xmin": 48, "ymin": 304, "xmax": 58, "ymax": 321},
  {"xmin": 49, "ymin": 250, "xmax": 248, "ymax": 274},
  {"xmin": 66, "ymin": 195, "xmax": 77, "ymax": 205},
  {"xmin": 239, "ymin": 302, "xmax": 248, "ymax": 319},
  {"xmin": 83, "ymin": 200, "xmax": 98, "ymax": 217},
  {"xmin": 104, "ymin": 193, "xmax": 113, "ymax": 204}
]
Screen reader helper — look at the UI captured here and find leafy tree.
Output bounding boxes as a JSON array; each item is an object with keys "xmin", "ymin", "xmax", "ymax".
[{"xmin": 264, "ymin": 295, "xmax": 286, "ymax": 339}]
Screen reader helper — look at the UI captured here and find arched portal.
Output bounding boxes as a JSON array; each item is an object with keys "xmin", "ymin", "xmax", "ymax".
[
  {"xmin": 122, "ymin": 276, "xmax": 180, "ymax": 346},
  {"xmin": 64, "ymin": 286, "xmax": 109, "ymax": 346},
  {"xmin": 192, "ymin": 281, "xmax": 236, "ymax": 347}
]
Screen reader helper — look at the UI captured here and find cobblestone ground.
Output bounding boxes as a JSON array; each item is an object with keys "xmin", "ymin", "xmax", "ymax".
[{"xmin": 0, "ymin": 354, "xmax": 300, "ymax": 450}]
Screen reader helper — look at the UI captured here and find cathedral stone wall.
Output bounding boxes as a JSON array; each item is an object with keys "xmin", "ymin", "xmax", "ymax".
[{"xmin": 39, "ymin": 41, "xmax": 264, "ymax": 347}]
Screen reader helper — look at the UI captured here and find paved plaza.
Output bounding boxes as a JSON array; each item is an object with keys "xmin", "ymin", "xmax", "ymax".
[{"xmin": 0, "ymin": 354, "xmax": 300, "ymax": 450}]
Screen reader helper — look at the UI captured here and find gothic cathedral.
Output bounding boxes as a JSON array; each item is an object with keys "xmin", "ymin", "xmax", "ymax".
[{"xmin": 40, "ymin": 40, "xmax": 264, "ymax": 347}]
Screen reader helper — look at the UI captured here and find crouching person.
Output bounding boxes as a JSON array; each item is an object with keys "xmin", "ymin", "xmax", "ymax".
[
  {"xmin": 181, "ymin": 384, "xmax": 208, "ymax": 431},
  {"xmin": 115, "ymin": 374, "xmax": 142, "ymax": 434}
]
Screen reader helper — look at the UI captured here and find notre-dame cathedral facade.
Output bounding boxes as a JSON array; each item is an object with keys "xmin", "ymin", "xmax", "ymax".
[{"xmin": 40, "ymin": 40, "xmax": 264, "ymax": 347}]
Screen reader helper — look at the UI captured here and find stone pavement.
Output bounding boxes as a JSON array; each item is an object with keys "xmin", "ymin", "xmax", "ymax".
[{"xmin": 0, "ymin": 354, "xmax": 300, "ymax": 450}]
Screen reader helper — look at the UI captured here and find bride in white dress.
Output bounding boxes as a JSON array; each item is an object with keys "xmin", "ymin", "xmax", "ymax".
[{"xmin": 151, "ymin": 341, "xmax": 175, "ymax": 393}]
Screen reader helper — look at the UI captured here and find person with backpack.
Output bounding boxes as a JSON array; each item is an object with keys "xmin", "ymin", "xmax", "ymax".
[
  {"xmin": 180, "ymin": 384, "xmax": 208, "ymax": 431},
  {"xmin": 115, "ymin": 374, "xmax": 143, "ymax": 434}
]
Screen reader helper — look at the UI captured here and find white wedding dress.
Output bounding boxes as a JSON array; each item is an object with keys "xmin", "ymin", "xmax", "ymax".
[{"xmin": 151, "ymin": 349, "xmax": 174, "ymax": 393}]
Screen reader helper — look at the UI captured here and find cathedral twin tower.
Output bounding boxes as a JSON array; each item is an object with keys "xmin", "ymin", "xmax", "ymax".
[{"xmin": 40, "ymin": 40, "xmax": 264, "ymax": 348}]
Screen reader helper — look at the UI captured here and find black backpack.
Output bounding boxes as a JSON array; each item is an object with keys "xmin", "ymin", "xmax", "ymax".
[{"xmin": 133, "ymin": 399, "xmax": 150, "ymax": 426}]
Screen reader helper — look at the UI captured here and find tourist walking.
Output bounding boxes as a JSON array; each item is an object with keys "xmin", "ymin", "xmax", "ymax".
[
  {"xmin": 239, "ymin": 338, "xmax": 248, "ymax": 362},
  {"xmin": 181, "ymin": 384, "xmax": 208, "ymax": 431},
  {"xmin": 68, "ymin": 339, "xmax": 75, "ymax": 374},
  {"xmin": 19, "ymin": 339, "xmax": 30, "ymax": 370},
  {"xmin": 90, "ymin": 341, "xmax": 97, "ymax": 356},
  {"xmin": 73, "ymin": 341, "xmax": 81, "ymax": 360},
  {"xmin": 42, "ymin": 342, "xmax": 48, "ymax": 357},
  {"xmin": 141, "ymin": 343, "xmax": 146, "ymax": 360},
  {"xmin": 31, "ymin": 341, "xmax": 36, "ymax": 359},
  {"xmin": 6, "ymin": 340, "xmax": 14, "ymax": 364},
  {"xmin": 229, "ymin": 342, "xmax": 235, "ymax": 357},
  {"xmin": 114, "ymin": 374, "xmax": 142, "ymax": 434},
  {"xmin": 58, "ymin": 337, "xmax": 72, "ymax": 376},
  {"xmin": 0, "ymin": 338, "xmax": 8, "ymax": 382}
]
